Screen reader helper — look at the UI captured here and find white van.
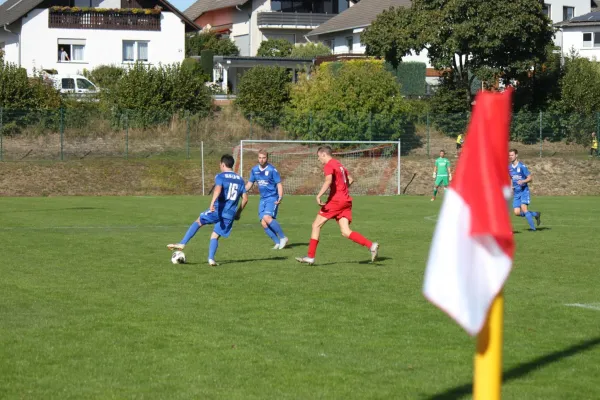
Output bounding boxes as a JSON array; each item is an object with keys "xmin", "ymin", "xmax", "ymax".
[{"xmin": 50, "ymin": 74, "xmax": 99, "ymax": 95}]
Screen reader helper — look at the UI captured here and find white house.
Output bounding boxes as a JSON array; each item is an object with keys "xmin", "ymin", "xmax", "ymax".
[
  {"xmin": 0, "ymin": 0, "xmax": 198, "ymax": 76},
  {"xmin": 542, "ymin": 0, "xmax": 594, "ymax": 47},
  {"xmin": 184, "ymin": 0, "xmax": 348, "ymax": 56},
  {"xmin": 557, "ymin": 10, "xmax": 600, "ymax": 60},
  {"xmin": 305, "ymin": 0, "xmax": 440, "ymax": 87}
]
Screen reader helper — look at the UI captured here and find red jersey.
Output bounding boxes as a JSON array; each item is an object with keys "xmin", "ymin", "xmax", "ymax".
[{"xmin": 323, "ymin": 158, "xmax": 352, "ymax": 202}]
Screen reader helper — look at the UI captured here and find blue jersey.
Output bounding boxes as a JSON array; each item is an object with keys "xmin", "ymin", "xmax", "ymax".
[
  {"xmin": 508, "ymin": 162, "xmax": 530, "ymax": 193},
  {"xmin": 214, "ymin": 172, "xmax": 246, "ymax": 219},
  {"xmin": 249, "ymin": 163, "xmax": 281, "ymax": 200}
]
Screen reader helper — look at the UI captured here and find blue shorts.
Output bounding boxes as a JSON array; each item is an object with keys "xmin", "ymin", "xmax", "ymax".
[
  {"xmin": 199, "ymin": 210, "xmax": 234, "ymax": 238},
  {"xmin": 258, "ymin": 198, "xmax": 279, "ymax": 220},
  {"xmin": 512, "ymin": 189, "xmax": 531, "ymax": 209}
]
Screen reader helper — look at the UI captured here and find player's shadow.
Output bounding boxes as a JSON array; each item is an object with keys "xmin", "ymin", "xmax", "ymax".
[
  {"xmin": 425, "ymin": 336, "xmax": 600, "ymax": 400},
  {"xmin": 184, "ymin": 256, "xmax": 287, "ymax": 266},
  {"xmin": 536, "ymin": 227, "xmax": 551, "ymax": 231},
  {"xmin": 358, "ymin": 256, "xmax": 392, "ymax": 265},
  {"xmin": 283, "ymin": 242, "xmax": 309, "ymax": 249}
]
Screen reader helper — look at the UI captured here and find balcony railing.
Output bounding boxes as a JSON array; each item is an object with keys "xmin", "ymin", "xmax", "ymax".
[
  {"xmin": 257, "ymin": 12, "xmax": 336, "ymax": 28},
  {"xmin": 49, "ymin": 10, "xmax": 161, "ymax": 31}
]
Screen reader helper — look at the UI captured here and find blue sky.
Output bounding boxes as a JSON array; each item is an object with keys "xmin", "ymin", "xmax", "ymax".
[{"xmin": 0, "ymin": 0, "xmax": 196, "ymax": 11}]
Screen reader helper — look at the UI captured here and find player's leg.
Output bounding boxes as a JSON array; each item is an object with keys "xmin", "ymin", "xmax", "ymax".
[
  {"xmin": 208, "ymin": 218, "xmax": 234, "ymax": 265},
  {"xmin": 263, "ymin": 202, "xmax": 288, "ymax": 249},
  {"xmin": 296, "ymin": 214, "xmax": 329, "ymax": 265},
  {"xmin": 432, "ymin": 176, "xmax": 443, "ymax": 201},
  {"xmin": 208, "ymin": 231, "xmax": 220, "ymax": 266},
  {"xmin": 338, "ymin": 217, "xmax": 379, "ymax": 262},
  {"xmin": 260, "ymin": 201, "xmax": 280, "ymax": 248},
  {"xmin": 167, "ymin": 211, "xmax": 212, "ymax": 250}
]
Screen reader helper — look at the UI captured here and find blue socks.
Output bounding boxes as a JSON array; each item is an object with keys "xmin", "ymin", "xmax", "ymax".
[
  {"xmin": 268, "ymin": 220, "xmax": 285, "ymax": 239},
  {"xmin": 264, "ymin": 227, "xmax": 279, "ymax": 245},
  {"xmin": 181, "ymin": 221, "xmax": 200, "ymax": 244},
  {"xmin": 520, "ymin": 211, "xmax": 538, "ymax": 230},
  {"xmin": 208, "ymin": 238, "xmax": 219, "ymax": 260}
]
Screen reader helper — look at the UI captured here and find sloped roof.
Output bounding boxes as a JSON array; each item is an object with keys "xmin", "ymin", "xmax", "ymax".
[
  {"xmin": 306, "ymin": 0, "xmax": 411, "ymax": 37},
  {"xmin": 183, "ymin": 0, "xmax": 250, "ymax": 21},
  {"xmin": 556, "ymin": 10, "xmax": 600, "ymax": 27},
  {"xmin": 0, "ymin": 0, "xmax": 199, "ymax": 31}
]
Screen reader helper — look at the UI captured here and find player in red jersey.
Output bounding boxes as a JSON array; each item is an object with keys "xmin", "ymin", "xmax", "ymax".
[{"xmin": 295, "ymin": 145, "xmax": 379, "ymax": 265}]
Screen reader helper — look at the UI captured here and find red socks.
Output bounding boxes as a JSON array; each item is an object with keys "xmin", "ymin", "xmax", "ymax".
[
  {"xmin": 308, "ymin": 239, "xmax": 319, "ymax": 258},
  {"xmin": 349, "ymin": 232, "xmax": 373, "ymax": 249}
]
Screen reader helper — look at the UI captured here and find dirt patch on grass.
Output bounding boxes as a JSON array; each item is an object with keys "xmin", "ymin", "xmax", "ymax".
[{"xmin": 1, "ymin": 157, "xmax": 598, "ymax": 197}]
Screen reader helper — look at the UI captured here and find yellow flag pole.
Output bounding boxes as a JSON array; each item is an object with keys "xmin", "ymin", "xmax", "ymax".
[{"xmin": 474, "ymin": 291, "xmax": 504, "ymax": 400}]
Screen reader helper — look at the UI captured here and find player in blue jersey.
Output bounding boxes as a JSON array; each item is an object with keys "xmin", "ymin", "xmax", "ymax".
[
  {"xmin": 244, "ymin": 149, "xmax": 288, "ymax": 249},
  {"xmin": 509, "ymin": 149, "xmax": 541, "ymax": 231},
  {"xmin": 168, "ymin": 154, "xmax": 248, "ymax": 265}
]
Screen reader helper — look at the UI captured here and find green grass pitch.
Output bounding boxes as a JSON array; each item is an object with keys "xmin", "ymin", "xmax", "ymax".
[{"xmin": 1, "ymin": 195, "xmax": 599, "ymax": 399}]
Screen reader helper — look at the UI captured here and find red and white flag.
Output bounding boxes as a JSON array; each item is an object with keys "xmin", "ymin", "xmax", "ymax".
[{"xmin": 423, "ymin": 89, "xmax": 515, "ymax": 336}]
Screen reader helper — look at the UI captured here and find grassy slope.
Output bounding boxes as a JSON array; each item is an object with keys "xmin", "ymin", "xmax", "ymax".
[
  {"xmin": 0, "ymin": 196, "xmax": 599, "ymax": 399},
  {"xmin": 1, "ymin": 157, "xmax": 599, "ymax": 197}
]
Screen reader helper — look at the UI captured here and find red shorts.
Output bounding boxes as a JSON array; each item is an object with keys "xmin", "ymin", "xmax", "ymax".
[{"xmin": 319, "ymin": 200, "xmax": 352, "ymax": 222}]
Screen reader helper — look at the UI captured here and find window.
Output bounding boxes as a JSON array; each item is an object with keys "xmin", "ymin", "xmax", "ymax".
[
  {"xmin": 563, "ymin": 6, "xmax": 574, "ymax": 21},
  {"xmin": 542, "ymin": 3, "xmax": 551, "ymax": 19},
  {"xmin": 346, "ymin": 36, "xmax": 353, "ymax": 53},
  {"xmin": 62, "ymin": 78, "xmax": 75, "ymax": 90},
  {"xmin": 271, "ymin": 0, "xmax": 339, "ymax": 14},
  {"xmin": 76, "ymin": 78, "xmax": 95, "ymax": 90},
  {"xmin": 57, "ymin": 39, "xmax": 86, "ymax": 62},
  {"xmin": 582, "ymin": 32, "xmax": 600, "ymax": 48},
  {"xmin": 123, "ymin": 40, "xmax": 149, "ymax": 62}
]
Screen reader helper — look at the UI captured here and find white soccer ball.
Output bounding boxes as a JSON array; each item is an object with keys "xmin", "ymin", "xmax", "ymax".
[{"xmin": 171, "ymin": 251, "xmax": 186, "ymax": 264}]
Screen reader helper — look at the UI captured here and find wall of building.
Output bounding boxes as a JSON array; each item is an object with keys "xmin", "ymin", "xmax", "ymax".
[
  {"xmin": 0, "ymin": 21, "xmax": 21, "ymax": 66},
  {"xmin": 545, "ymin": 0, "xmax": 591, "ymax": 46},
  {"xmin": 17, "ymin": 8, "xmax": 186, "ymax": 75},
  {"xmin": 562, "ymin": 26, "xmax": 600, "ymax": 60}
]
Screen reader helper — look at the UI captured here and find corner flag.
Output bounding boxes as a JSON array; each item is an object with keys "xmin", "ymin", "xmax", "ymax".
[{"xmin": 423, "ymin": 89, "xmax": 515, "ymax": 336}]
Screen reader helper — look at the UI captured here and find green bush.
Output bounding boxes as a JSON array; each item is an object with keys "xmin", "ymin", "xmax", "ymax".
[
  {"xmin": 284, "ymin": 60, "xmax": 417, "ymax": 146},
  {"xmin": 385, "ymin": 61, "xmax": 426, "ymax": 97},
  {"xmin": 186, "ymin": 31, "xmax": 239, "ymax": 57},
  {"xmin": 82, "ymin": 65, "xmax": 124, "ymax": 91},
  {"xmin": 428, "ymin": 78, "xmax": 471, "ymax": 137},
  {"xmin": 257, "ymin": 39, "xmax": 293, "ymax": 57},
  {"xmin": 290, "ymin": 42, "xmax": 332, "ymax": 58},
  {"xmin": 236, "ymin": 66, "xmax": 291, "ymax": 129},
  {"xmin": 102, "ymin": 63, "xmax": 211, "ymax": 128}
]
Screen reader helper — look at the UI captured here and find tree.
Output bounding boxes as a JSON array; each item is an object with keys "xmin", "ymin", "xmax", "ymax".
[
  {"xmin": 236, "ymin": 66, "xmax": 291, "ymax": 129},
  {"xmin": 257, "ymin": 39, "xmax": 293, "ymax": 57},
  {"xmin": 290, "ymin": 42, "xmax": 332, "ymax": 58},
  {"xmin": 284, "ymin": 60, "xmax": 417, "ymax": 144},
  {"xmin": 185, "ymin": 30, "xmax": 240, "ymax": 57},
  {"xmin": 362, "ymin": 0, "xmax": 554, "ymax": 103}
]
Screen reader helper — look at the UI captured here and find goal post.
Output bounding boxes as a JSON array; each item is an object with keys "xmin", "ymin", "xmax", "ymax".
[{"xmin": 235, "ymin": 140, "xmax": 402, "ymax": 195}]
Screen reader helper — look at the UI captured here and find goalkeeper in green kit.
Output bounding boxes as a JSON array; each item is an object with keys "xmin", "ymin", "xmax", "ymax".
[{"xmin": 431, "ymin": 150, "xmax": 452, "ymax": 201}]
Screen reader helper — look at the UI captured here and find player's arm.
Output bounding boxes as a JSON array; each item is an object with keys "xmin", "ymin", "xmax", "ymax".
[
  {"xmin": 235, "ymin": 187, "xmax": 249, "ymax": 220},
  {"xmin": 316, "ymin": 175, "xmax": 333, "ymax": 206},
  {"xmin": 448, "ymin": 166, "xmax": 453, "ymax": 181},
  {"xmin": 244, "ymin": 181, "xmax": 253, "ymax": 192},
  {"xmin": 517, "ymin": 167, "xmax": 532, "ymax": 185},
  {"xmin": 433, "ymin": 164, "xmax": 437, "ymax": 178},
  {"xmin": 347, "ymin": 174, "xmax": 354, "ymax": 188},
  {"xmin": 209, "ymin": 177, "xmax": 223, "ymax": 212},
  {"xmin": 275, "ymin": 182, "xmax": 284, "ymax": 204}
]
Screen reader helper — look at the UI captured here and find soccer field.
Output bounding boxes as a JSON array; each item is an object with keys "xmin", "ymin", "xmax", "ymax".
[{"xmin": 1, "ymin": 195, "xmax": 599, "ymax": 399}]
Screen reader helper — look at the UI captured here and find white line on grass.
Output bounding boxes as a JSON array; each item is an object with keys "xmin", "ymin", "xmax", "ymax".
[{"xmin": 565, "ymin": 303, "xmax": 600, "ymax": 312}]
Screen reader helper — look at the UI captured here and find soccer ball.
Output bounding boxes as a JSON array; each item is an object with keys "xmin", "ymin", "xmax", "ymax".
[{"xmin": 171, "ymin": 251, "xmax": 186, "ymax": 264}]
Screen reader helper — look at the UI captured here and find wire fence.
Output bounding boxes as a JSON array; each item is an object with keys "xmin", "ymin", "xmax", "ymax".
[{"xmin": 0, "ymin": 108, "xmax": 599, "ymax": 161}]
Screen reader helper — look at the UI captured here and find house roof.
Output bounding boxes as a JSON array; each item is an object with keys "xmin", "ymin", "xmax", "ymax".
[
  {"xmin": 0, "ymin": 0, "xmax": 199, "ymax": 31},
  {"xmin": 183, "ymin": 0, "xmax": 250, "ymax": 21},
  {"xmin": 306, "ymin": 0, "xmax": 411, "ymax": 37},
  {"xmin": 555, "ymin": 10, "xmax": 600, "ymax": 28}
]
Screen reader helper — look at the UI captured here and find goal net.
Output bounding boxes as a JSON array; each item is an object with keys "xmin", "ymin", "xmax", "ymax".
[{"xmin": 234, "ymin": 140, "xmax": 401, "ymax": 195}]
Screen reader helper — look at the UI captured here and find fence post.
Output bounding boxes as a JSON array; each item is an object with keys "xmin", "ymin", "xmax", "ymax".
[
  {"xmin": 0, "ymin": 107, "xmax": 3, "ymax": 162},
  {"xmin": 201, "ymin": 141, "xmax": 205, "ymax": 196},
  {"xmin": 539, "ymin": 111, "xmax": 543, "ymax": 158},
  {"xmin": 60, "ymin": 107, "xmax": 64, "ymax": 161},
  {"xmin": 125, "ymin": 110, "xmax": 129, "ymax": 160},
  {"xmin": 426, "ymin": 112, "xmax": 430, "ymax": 158},
  {"xmin": 249, "ymin": 113, "xmax": 253, "ymax": 139},
  {"xmin": 309, "ymin": 111, "xmax": 313, "ymax": 140},
  {"xmin": 186, "ymin": 111, "xmax": 190, "ymax": 160},
  {"xmin": 368, "ymin": 112, "xmax": 373, "ymax": 140}
]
